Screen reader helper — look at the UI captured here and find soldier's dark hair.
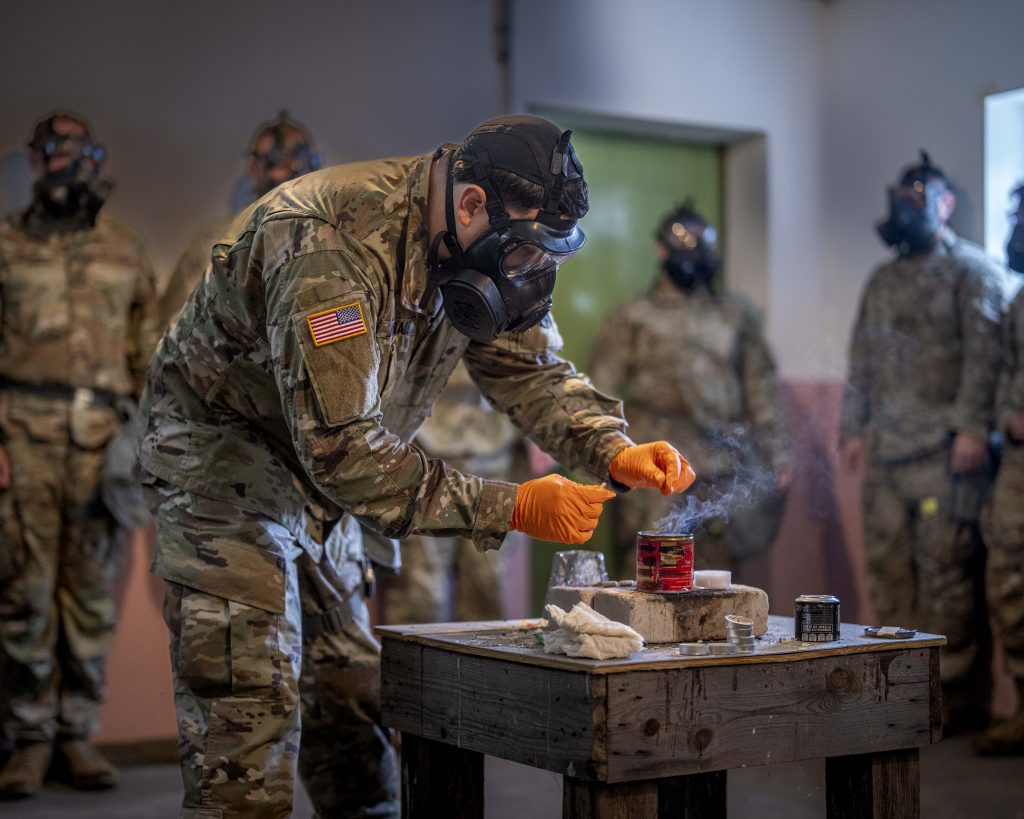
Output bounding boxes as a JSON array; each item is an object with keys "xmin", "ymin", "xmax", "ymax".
[{"xmin": 451, "ymin": 158, "xmax": 589, "ymax": 220}]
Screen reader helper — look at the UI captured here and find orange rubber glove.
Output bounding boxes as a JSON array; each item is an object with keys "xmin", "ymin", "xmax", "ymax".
[
  {"xmin": 510, "ymin": 474, "xmax": 616, "ymax": 544},
  {"xmin": 609, "ymin": 442, "xmax": 696, "ymax": 496}
]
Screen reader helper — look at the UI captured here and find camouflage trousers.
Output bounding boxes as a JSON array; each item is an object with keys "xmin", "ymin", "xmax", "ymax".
[
  {"xmin": 380, "ymin": 534, "xmax": 504, "ymax": 625},
  {"xmin": 144, "ymin": 478, "xmax": 398, "ymax": 819},
  {"xmin": 862, "ymin": 450, "xmax": 991, "ymax": 689},
  {"xmin": 981, "ymin": 445, "xmax": 1024, "ymax": 682},
  {"xmin": 0, "ymin": 392, "xmax": 120, "ymax": 742}
]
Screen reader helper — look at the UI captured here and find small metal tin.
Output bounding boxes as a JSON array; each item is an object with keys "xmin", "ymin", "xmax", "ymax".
[
  {"xmin": 729, "ymin": 635, "xmax": 756, "ymax": 646},
  {"xmin": 725, "ymin": 615, "xmax": 753, "ymax": 627},
  {"xmin": 708, "ymin": 642, "xmax": 738, "ymax": 655},
  {"xmin": 636, "ymin": 532, "xmax": 695, "ymax": 593},
  {"xmin": 678, "ymin": 642, "xmax": 710, "ymax": 656},
  {"xmin": 795, "ymin": 594, "xmax": 841, "ymax": 642}
]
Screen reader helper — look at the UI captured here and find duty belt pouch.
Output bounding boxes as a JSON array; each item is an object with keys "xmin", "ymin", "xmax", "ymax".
[
  {"xmin": 70, "ymin": 389, "xmax": 120, "ymax": 450},
  {"xmin": 949, "ymin": 436, "xmax": 1000, "ymax": 524}
]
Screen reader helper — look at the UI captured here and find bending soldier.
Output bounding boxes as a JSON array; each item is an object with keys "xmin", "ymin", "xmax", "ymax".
[{"xmin": 138, "ymin": 115, "xmax": 695, "ymax": 818}]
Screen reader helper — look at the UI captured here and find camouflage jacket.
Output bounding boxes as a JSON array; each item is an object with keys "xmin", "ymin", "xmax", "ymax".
[
  {"xmin": 590, "ymin": 277, "xmax": 787, "ymax": 478},
  {"xmin": 840, "ymin": 232, "xmax": 1009, "ymax": 462},
  {"xmin": 0, "ymin": 205, "xmax": 159, "ymax": 399},
  {"xmin": 158, "ymin": 214, "xmax": 235, "ymax": 328},
  {"xmin": 996, "ymin": 284, "xmax": 1024, "ymax": 433},
  {"xmin": 138, "ymin": 151, "xmax": 632, "ymax": 558}
]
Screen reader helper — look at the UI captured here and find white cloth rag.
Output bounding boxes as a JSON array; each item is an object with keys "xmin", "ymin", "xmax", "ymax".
[{"xmin": 542, "ymin": 602, "xmax": 644, "ymax": 659}]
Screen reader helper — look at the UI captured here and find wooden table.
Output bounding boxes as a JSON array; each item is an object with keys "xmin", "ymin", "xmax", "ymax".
[{"xmin": 379, "ymin": 615, "xmax": 944, "ymax": 819}]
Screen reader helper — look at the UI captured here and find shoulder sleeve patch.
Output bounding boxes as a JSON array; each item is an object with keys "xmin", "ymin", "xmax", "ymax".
[{"xmin": 307, "ymin": 301, "xmax": 368, "ymax": 347}]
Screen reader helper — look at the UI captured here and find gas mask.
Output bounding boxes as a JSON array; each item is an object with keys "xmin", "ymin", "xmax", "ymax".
[
  {"xmin": 30, "ymin": 126, "xmax": 112, "ymax": 227},
  {"xmin": 876, "ymin": 150, "xmax": 950, "ymax": 255},
  {"xmin": 428, "ymin": 119, "xmax": 586, "ymax": 342},
  {"xmin": 658, "ymin": 203, "xmax": 720, "ymax": 291},
  {"xmin": 249, "ymin": 111, "xmax": 322, "ymax": 198},
  {"xmin": 1006, "ymin": 184, "xmax": 1024, "ymax": 274}
]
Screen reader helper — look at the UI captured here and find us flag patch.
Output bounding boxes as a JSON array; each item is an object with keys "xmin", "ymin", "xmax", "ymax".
[{"xmin": 307, "ymin": 302, "xmax": 368, "ymax": 347}]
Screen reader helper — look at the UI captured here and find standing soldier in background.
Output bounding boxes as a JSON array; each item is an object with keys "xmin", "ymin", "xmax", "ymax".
[
  {"xmin": 0, "ymin": 112, "xmax": 159, "ymax": 797},
  {"xmin": 840, "ymin": 151, "xmax": 1008, "ymax": 733},
  {"xmin": 158, "ymin": 111, "xmax": 321, "ymax": 327},
  {"xmin": 380, "ymin": 361, "xmax": 537, "ymax": 624},
  {"xmin": 592, "ymin": 203, "xmax": 789, "ymax": 579},
  {"xmin": 976, "ymin": 183, "xmax": 1024, "ymax": 755}
]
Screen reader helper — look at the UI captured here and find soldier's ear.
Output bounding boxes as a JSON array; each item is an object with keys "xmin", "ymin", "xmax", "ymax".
[
  {"xmin": 26, "ymin": 150, "xmax": 44, "ymax": 178},
  {"xmin": 938, "ymin": 188, "xmax": 956, "ymax": 222},
  {"xmin": 454, "ymin": 183, "xmax": 486, "ymax": 227}
]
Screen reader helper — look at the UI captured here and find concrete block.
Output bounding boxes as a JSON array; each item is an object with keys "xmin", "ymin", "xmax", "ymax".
[{"xmin": 545, "ymin": 584, "xmax": 769, "ymax": 644}]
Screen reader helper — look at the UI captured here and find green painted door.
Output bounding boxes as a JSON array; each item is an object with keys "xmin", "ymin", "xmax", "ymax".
[{"xmin": 530, "ymin": 125, "xmax": 723, "ymax": 613}]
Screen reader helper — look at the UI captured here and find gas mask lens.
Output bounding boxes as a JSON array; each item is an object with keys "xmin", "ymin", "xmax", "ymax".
[
  {"xmin": 499, "ymin": 242, "xmax": 574, "ymax": 278},
  {"xmin": 43, "ymin": 135, "xmax": 105, "ymax": 166}
]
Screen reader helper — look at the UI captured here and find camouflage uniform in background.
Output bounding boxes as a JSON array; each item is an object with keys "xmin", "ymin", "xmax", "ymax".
[
  {"xmin": 138, "ymin": 152, "xmax": 631, "ymax": 819},
  {"xmin": 0, "ymin": 206, "xmax": 158, "ymax": 744},
  {"xmin": 380, "ymin": 361, "xmax": 521, "ymax": 624},
  {"xmin": 591, "ymin": 277, "xmax": 788, "ymax": 578},
  {"xmin": 840, "ymin": 232, "xmax": 1007, "ymax": 698},
  {"xmin": 157, "ymin": 215, "xmax": 233, "ymax": 328},
  {"xmin": 978, "ymin": 286, "xmax": 1024, "ymax": 750}
]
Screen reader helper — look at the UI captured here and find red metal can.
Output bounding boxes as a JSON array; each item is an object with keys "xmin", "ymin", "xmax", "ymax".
[{"xmin": 636, "ymin": 532, "xmax": 695, "ymax": 593}]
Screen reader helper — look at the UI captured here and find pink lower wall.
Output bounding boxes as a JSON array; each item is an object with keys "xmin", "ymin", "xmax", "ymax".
[{"xmin": 95, "ymin": 379, "xmax": 1015, "ymax": 744}]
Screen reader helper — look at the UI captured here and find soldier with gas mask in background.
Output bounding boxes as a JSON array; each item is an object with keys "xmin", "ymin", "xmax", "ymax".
[
  {"xmin": 0, "ymin": 112, "xmax": 159, "ymax": 797},
  {"xmin": 158, "ymin": 111, "xmax": 321, "ymax": 327},
  {"xmin": 840, "ymin": 151, "xmax": 1011, "ymax": 734},
  {"xmin": 592, "ymin": 203, "xmax": 789, "ymax": 580},
  {"xmin": 977, "ymin": 183, "xmax": 1024, "ymax": 755},
  {"xmin": 136, "ymin": 114, "xmax": 695, "ymax": 818}
]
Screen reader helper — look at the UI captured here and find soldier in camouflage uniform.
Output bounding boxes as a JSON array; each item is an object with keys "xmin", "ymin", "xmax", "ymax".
[
  {"xmin": 158, "ymin": 112, "xmax": 321, "ymax": 328},
  {"xmin": 380, "ymin": 360, "xmax": 525, "ymax": 624},
  {"xmin": 137, "ymin": 115, "xmax": 695, "ymax": 819},
  {"xmin": 0, "ymin": 113, "xmax": 159, "ymax": 797},
  {"xmin": 840, "ymin": 152, "xmax": 1010, "ymax": 732},
  {"xmin": 976, "ymin": 187, "xmax": 1024, "ymax": 755},
  {"xmin": 592, "ymin": 204, "xmax": 789, "ymax": 579}
]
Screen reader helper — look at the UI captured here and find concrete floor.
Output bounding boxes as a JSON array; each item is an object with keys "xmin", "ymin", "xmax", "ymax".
[{"xmin": 0, "ymin": 734, "xmax": 1020, "ymax": 818}]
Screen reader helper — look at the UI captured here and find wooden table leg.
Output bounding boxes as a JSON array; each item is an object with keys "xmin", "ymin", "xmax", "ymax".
[
  {"xmin": 658, "ymin": 770, "xmax": 727, "ymax": 819},
  {"xmin": 401, "ymin": 733, "xmax": 484, "ymax": 819},
  {"xmin": 562, "ymin": 772, "xmax": 726, "ymax": 819},
  {"xmin": 826, "ymin": 748, "xmax": 920, "ymax": 819},
  {"xmin": 563, "ymin": 779, "xmax": 658, "ymax": 819}
]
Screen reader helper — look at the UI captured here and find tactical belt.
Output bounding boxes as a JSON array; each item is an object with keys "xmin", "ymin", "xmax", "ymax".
[
  {"xmin": 0, "ymin": 377, "xmax": 125, "ymax": 409},
  {"xmin": 302, "ymin": 589, "xmax": 363, "ymax": 637}
]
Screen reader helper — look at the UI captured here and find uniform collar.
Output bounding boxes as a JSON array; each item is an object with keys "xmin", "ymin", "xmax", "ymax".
[{"xmin": 399, "ymin": 150, "xmax": 441, "ymax": 315}]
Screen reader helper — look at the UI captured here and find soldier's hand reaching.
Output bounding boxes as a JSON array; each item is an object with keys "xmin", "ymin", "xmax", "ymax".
[
  {"xmin": 510, "ymin": 474, "xmax": 616, "ymax": 544},
  {"xmin": 0, "ymin": 444, "xmax": 10, "ymax": 489},
  {"xmin": 950, "ymin": 432, "xmax": 987, "ymax": 473},
  {"xmin": 609, "ymin": 442, "xmax": 696, "ymax": 495}
]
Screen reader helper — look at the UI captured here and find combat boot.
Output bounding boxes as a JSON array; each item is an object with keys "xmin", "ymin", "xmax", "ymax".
[
  {"xmin": 974, "ymin": 680, "xmax": 1024, "ymax": 756},
  {"xmin": 56, "ymin": 738, "xmax": 119, "ymax": 790},
  {"xmin": 0, "ymin": 740, "xmax": 52, "ymax": 799}
]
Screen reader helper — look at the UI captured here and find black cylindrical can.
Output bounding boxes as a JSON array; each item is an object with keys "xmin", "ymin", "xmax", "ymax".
[{"xmin": 794, "ymin": 594, "xmax": 840, "ymax": 642}]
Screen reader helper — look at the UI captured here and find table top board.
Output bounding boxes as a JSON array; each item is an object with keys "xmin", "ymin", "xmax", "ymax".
[{"xmin": 377, "ymin": 614, "xmax": 945, "ymax": 674}]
